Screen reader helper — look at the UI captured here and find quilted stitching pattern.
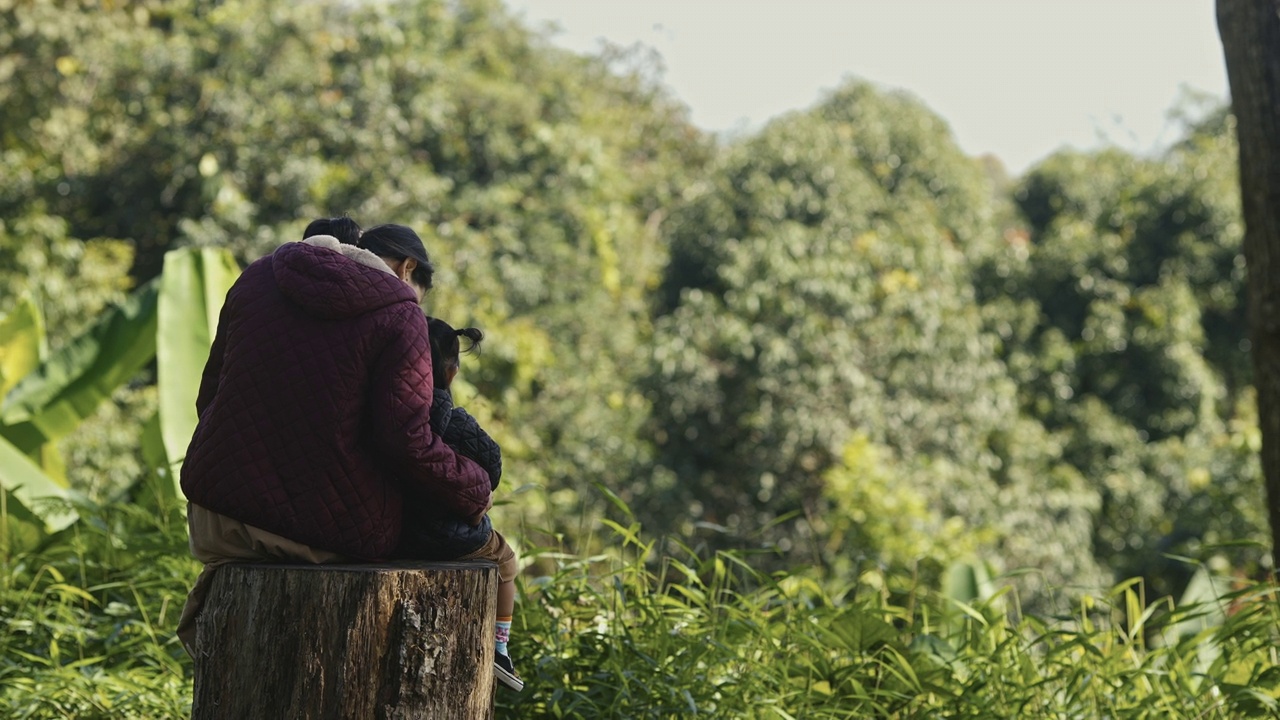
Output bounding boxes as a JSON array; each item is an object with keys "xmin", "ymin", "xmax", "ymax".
[
  {"xmin": 180, "ymin": 242, "xmax": 492, "ymax": 560},
  {"xmin": 397, "ymin": 389, "xmax": 503, "ymax": 559},
  {"xmin": 435, "ymin": 389, "xmax": 504, "ymax": 491}
]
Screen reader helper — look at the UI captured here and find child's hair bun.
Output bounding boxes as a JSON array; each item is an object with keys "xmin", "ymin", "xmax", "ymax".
[{"xmin": 456, "ymin": 327, "xmax": 483, "ymax": 354}]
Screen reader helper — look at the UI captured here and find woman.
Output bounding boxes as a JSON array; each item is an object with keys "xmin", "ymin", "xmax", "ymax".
[
  {"xmin": 177, "ymin": 219, "xmax": 491, "ymax": 654},
  {"xmin": 354, "ymin": 223, "xmax": 434, "ymax": 300}
]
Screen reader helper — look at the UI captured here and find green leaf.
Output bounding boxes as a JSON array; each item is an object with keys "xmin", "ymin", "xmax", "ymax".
[
  {"xmin": 155, "ymin": 247, "xmax": 239, "ymax": 491},
  {"xmin": 944, "ymin": 561, "xmax": 994, "ymax": 603},
  {"xmin": 592, "ymin": 480, "xmax": 635, "ymax": 520},
  {"xmin": 945, "ymin": 562, "xmax": 979, "ymax": 603},
  {"xmin": 909, "ymin": 633, "xmax": 958, "ymax": 664},
  {"xmin": 139, "ymin": 410, "xmax": 169, "ymax": 478},
  {"xmin": 0, "ymin": 431, "xmax": 77, "ymax": 533},
  {"xmin": 0, "ymin": 279, "xmax": 160, "ymax": 454},
  {"xmin": 820, "ymin": 611, "xmax": 898, "ymax": 653},
  {"xmin": 1163, "ymin": 566, "xmax": 1230, "ymax": 643},
  {"xmin": 0, "ymin": 294, "xmax": 46, "ymax": 402},
  {"xmin": 33, "ymin": 440, "xmax": 68, "ymax": 486}
]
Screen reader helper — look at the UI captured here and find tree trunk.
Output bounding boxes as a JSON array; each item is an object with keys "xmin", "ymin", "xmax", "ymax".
[
  {"xmin": 191, "ymin": 561, "xmax": 498, "ymax": 720},
  {"xmin": 1219, "ymin": 0, "xmax": 1280, "ymax": 573}
]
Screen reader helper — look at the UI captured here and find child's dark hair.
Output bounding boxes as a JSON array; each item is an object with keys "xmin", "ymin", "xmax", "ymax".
[
  {"xmin": 359, "ymin": 223, "xmax": 435, "ymax": 292},
  {"xmin": 303, "ymin": 216, "xmax": 362, "ymax": 246},
  {"xmin": 427, "ymin": 317, "xmax": 483, "ymax": 388}
]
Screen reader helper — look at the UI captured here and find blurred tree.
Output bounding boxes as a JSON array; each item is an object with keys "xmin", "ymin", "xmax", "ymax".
[
  {"xmin": 1, "ymin": 0, "xmax": 1268, "ymax": 602},
  {"xmin": 0, "ymin": 0, "xmax": 710, "ymax": 536},
  {"xmin": 644, "ymin": 82, "xmax": 1102, "ymax": 597},
  {"xmin": 0, "ymin": 212, "xmax": 151, "ymax": 499},
  {"xmin": 995, "ymin": 107, "xmax": 1265, "ymax": 596}
]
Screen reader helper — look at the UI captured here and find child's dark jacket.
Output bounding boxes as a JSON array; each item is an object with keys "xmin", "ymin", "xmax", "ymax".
[{"xmin": 397, "ymin": 387, "xmax": 503, "ymax": 558}]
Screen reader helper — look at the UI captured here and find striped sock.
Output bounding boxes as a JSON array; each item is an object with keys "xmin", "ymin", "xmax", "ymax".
[{"xmin": 495, "ymin": 617, "xmax": 512, "ymax": 657}]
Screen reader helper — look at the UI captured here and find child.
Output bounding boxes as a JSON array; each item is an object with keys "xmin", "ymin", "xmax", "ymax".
[{"xmin": 397, "ymin": 317, "xmax": 523, "ymax": 692}]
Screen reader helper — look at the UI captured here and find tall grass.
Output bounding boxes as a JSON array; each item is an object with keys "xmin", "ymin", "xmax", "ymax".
[
  {"xmin": 1, "ymin": 495, "xmax": 1277, "ymax": 718},
  {"xmin": 0, "ymin": 479, "xmax": 196, "ymax": 720},
  {"xmin": 499, "ymin": 519, "xmax": 1280, "ymax": 718}
]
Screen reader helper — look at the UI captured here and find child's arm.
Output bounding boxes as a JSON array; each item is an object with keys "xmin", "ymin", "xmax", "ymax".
[
  {"xmin": 440, "ymin": 406, "xmax": 503, "ymax": 491},
  {"xmin": 367, "ymin": 308, "xmax": 491, "ymax": 525}
]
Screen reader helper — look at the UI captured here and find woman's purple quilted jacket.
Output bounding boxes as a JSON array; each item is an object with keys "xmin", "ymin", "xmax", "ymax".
[{"xmin": 180, "ymin": 240, "xmax": 491, "ymax": 559}]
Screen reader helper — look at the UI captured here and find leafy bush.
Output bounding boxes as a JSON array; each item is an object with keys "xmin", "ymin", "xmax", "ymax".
[
  {"xmin": 0, "ymin": 0, "xmax": 1274, "ymax": 716},
  {"xmin": 502, "ymin": 529, "xmax": 1279, "ymax": 718},
  {"xmin": 0, "ymin": 484, "xmax": 196, "ymax": 719},
  {"xmin": 2, "ymin": 495, "xmax": 1277, "ymax": 718}
]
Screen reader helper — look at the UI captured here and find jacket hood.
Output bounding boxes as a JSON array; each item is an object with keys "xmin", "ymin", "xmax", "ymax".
[{"xmin": 272, "ymin": 236, "xmax": 416, "ymax": 319}]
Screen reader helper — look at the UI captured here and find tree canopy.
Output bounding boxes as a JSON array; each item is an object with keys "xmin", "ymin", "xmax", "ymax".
[{"xmin": 0, "ymin": 0, "xmax": 1266, "ymax": 609}]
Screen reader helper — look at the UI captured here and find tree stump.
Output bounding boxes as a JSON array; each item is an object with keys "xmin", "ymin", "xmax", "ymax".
[{"xmin": 190, "ymin": 561, "xmax": 498, "ymax": 720}]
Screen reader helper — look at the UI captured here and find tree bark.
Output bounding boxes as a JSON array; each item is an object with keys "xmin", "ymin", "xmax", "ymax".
[
  {"xmin": 1219, "ymin": 0, "xmax": 1280, "ymax": 572},
  {"xmin": 190, "ymin": 561, "xmax": 498, "ymax": 720}
]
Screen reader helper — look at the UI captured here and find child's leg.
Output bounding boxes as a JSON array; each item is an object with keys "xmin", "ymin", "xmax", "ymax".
[
  {"xmin": 494, "ymin": 540, "xmax": 518, "ymax": 658},
  {"xmin": 497, "ymin": 578, "xmax": 516, "ymax": 618},
  {"xmin": 460, "ymin": 529, "xmax": 524, "ymax": 690},
  {"xmin": 459, "ymin": 529, "xmax": 520, "ymax": 654}
]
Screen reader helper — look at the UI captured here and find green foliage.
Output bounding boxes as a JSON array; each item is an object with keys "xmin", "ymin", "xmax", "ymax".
[
  {"xmin": 0, "ymin": 216, "xmax": 135, "ymax": 350},
  {"xmin": 6, "ymin": 495, "xmax": 1272, "ymax": 719},
  {"xmin": 7, "ymin": 0, "xmax": 706, "ymax": 539},
  {"xmin": 7, "ymin": 0, "xmax": 1260, "ymax": 608},
  {"xmin": 0, "ymin": 296, "xmax": 45, "ymax": 399},
  {"xmin": 819, "ymin": 435, "xmax": 983, "ymax": 579},
  {"xmin": 0, "ymin": 0, "xmax": 1273, "ymax": 713},
  {"xmin": 0, "ymin": 280, "xmax": 158, "ymax": 462},
  {"xmin": 155, "ymin": 247, "xmax": 240, "ymax": 487},
  {"xmin": 0, "ymin": 491, "xmax": 1269, "ymax": 717},
  {"xmin": 502, "ymin": 523, "xmax": 1279, "ymax": 718},
  {"xmin": 643, "ymin": 81, "xmax": 1103, "ymax": 602},
  {"xmin": 649, "ymin": 83, "xmax": 1000, "ymax": 528},
  {"xmin": 0, "ymin": 299, "xmax": 77, "ymax": 536},
  {"xmin": 0, "ymin": 243, "xmax": 235, "ymax": 531},
  {"xmin": 0, "ymin": 431, "xmax": 76, "ymax": 537},
  {"xmin": 995, "ymin": 110, "xmax": 1265, "ymax": 596},
  {"xmin": 0, "ymin": 489, "xmax": 196, "ymax": 719},
  {"xmin": 0, "ymin": 210, "xmax": 142, "ymax": 495}
]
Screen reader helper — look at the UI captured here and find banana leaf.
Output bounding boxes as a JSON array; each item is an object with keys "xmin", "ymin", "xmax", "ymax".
[
  {"xmin": 0, "ymin": 295, "xmax": 46, "ymax": 401},
  {"xmin": 156, "ymin": 247, "xmax": 240, "ymax": 494},
  {"xmin": 140, "ymin": 410, "xmax": 168, "ymax": 480},
  {"xmin": 0, "ymin": 279, "xmax": 160, "ymax": 461},
  {"xmin": 0, "ymin": 432, "xmax": 77, "ymax": 534},
  {"xmin": 0, "ymin": 297, "xmax": 66, "ymax": 484}
]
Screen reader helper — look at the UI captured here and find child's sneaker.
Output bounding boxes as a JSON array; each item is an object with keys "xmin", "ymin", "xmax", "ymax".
[{"xmin": 494, "ymin": 651, "xmax": 524, "ymax": 692}]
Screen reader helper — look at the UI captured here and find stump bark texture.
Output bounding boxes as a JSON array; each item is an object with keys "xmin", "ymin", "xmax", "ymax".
[{"xmin": 190, "ymin": 561, "xmax": 498, "ymax": 720}]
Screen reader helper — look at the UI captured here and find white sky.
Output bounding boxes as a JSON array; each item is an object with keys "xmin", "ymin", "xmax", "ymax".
[{"xmin": 503, "ymin": 1, "xmax": 1229, "ymax": 175}]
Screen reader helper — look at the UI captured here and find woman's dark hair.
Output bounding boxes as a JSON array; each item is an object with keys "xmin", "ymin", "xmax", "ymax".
[
  {"xmin": 358, "ymin": 224, "xmax": 435, "ymax": 292},
  {"xmin": 303, "ymin": 216, "xmax": 362, "ymax": 246},
  {"xmin": 427, "ymin": 317, "xmax": 483, "ymax": 388}
]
